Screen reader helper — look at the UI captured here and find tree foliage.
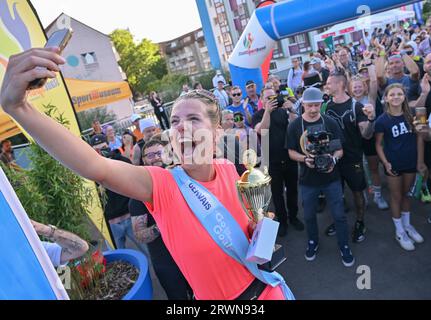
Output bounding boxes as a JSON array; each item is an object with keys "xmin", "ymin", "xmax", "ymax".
[{"xmin": 110, "ymin": 29, "xmax": 167, "ymax": 95}]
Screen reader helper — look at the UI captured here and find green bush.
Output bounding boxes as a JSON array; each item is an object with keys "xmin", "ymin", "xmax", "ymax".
[
  {"xmin": 2, "ymin": 104, "xmax": 94, "ymax": 239},
  {"xmin": 146, "ymin": 73, "xmax": 190, "ymax": 103},
  {"xmin": 194, "ymin": 70, "xmax": 216, "ymax": 90}
]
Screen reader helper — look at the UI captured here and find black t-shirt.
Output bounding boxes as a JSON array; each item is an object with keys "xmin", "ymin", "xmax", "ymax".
[
  {"xmin": 128, "ymin": 198, "xmax": 179, "ymax": 269},
  {"xmin": 104, "ymin": 155, "xmax": 132, "ymax": 221},
  {"xmin": 320, "ymin": 68, "xmax": 330, "ymax": 86},
  {"xmin": 252, "ymin": 107, "xmax": 290, "ymax": 164},
  {"xmin": 325, "ymin": 98, "xmax": 367, "ymax": 164},
  {"xmin": 129, "ymin": 198, "xmax": 153, "ymax": 223},
  {"xmin": 286, "ymin": 115, "xmax": 343, "ymax": 187}
]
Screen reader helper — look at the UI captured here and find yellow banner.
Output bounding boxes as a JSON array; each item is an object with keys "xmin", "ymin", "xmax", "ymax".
[
  {"xmin": 66, "ymin": 78, "xmax": 132, "ymax": 113},
  {"xmin": 0, "ymin": 0, "xmax": 112, "ymax": 246}
]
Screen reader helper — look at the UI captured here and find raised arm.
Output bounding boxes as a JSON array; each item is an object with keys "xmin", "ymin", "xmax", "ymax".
[
  {"xmin": 403, "ymin": 54, "xmax": 420, "ymax": 82},
  {"xmin": 0, "ymin": 48, "xmax": 153, "ymax": 202}
]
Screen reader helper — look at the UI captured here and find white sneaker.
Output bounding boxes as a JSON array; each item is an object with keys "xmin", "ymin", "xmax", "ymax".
[
  {"xmin": 373, "ymin": 195, "xmax": 389, "ymax": 210},
  {"xmin": 395, "ymin": 231, "xmax": 415, "ymax": 251},
  {"xmin": 405, "ymin": 225, "xmax": 424, "ymax": 244}
]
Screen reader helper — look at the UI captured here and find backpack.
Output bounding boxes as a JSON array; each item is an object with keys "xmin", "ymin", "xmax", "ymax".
[{"xmin": 321, "ymin": 98, "xmax": 358, "ymax": 127}]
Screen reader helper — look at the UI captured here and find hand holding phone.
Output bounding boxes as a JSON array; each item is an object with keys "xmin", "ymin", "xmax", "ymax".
[{"xmin": 27, "ymin": 28, "xmax": 73, "ymax": 90}]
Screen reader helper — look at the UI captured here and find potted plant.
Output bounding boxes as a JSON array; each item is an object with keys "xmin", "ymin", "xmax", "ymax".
[{"xmin": 69, "ymin": 248, "xmax": 153, "ymax": 300}]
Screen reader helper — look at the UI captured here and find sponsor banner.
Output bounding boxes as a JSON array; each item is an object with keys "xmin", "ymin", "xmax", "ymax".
[{"xmin": 229, "ymin": 12, "xmax": 275, "ymax": 69}]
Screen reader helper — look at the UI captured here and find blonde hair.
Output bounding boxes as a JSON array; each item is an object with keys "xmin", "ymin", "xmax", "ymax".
[
  {"xmin": 349, "ymin": 76, "xmax": 369, "ymax": 97},
  {"xmin": 173, "ymin": 90, "xmax": 221, "ymax": 127}
]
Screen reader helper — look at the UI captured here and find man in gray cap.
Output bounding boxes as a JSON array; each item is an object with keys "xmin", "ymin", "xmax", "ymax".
[{"xmin": 286, "ymin": 87, "xmax": 355, "ymax": 268}]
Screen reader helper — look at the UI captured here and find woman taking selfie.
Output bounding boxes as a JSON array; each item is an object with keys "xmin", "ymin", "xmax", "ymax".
[{"xmin": 0, "ymin": 47, "xmax": 293, "ymax": 300}]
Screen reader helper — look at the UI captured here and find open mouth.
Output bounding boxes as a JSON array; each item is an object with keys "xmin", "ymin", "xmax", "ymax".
[{"xmin": 178, "ymin": 138, "xmax": 197, "ymax": 157}]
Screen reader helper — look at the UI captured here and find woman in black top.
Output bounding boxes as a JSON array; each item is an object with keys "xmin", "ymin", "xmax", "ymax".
[{"xmin": 149, "ymin": 91, "xmax": 170, "ymax": 130}]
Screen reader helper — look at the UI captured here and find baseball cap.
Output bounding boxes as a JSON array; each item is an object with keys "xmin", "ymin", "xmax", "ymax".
[
  {"xmin": 302, "ymin": 87, "xmax": 324, "ymax": 103},
  {"xmin": 139, "ymin": 118, "xmax": 157, "ymax": 133},
  {"xmin": 310, "ymin": 57, "xmax": 321, "ymax": 65},
  {"xmin": 130, "ymin": 114, "xmax": 142, "ymax": 123},
  {"xmin": 90, "ymin": 134, "xmax": 107, "ymax": 147},
  {"xmin": 246, "ymin": 80, "xmax": 256, "ymax": 88}
]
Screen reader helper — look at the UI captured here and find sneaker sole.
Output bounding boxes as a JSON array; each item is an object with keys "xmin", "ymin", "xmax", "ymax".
[
  {"xmin": 305, "ymin": 245, "xmax": 319, "ymax": 262},
  {"xmin": 406, "ymin": 232, "xmax": 424, "ymax": 244},
  {"xmin": 395, "ymin": 237, "xmax": 415, "ymax": 251},
  {"xmin": 342, "ymin": 258, "xmax": 355, "ymax": 267}
]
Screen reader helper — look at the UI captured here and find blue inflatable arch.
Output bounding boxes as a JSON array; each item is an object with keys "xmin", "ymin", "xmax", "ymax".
[{"xmin": 228, "ymin": 0, "xmax": 420, "ymax": 94}]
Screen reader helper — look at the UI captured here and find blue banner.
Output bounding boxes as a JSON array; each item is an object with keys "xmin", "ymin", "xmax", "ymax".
[{"xmin": 0, "ymin": 168, "xmax": 68, "ymax": 300}]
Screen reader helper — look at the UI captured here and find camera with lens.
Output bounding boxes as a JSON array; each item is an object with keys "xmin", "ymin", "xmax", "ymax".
[{"xmin": 306, "ymin": 124, "xmax": 342, "ymax": 172}]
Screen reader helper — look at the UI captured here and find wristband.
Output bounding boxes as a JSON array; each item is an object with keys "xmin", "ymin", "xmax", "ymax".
[{"xmin": 48, "ymin": 224, "xmax": 58, "ymax": 239}]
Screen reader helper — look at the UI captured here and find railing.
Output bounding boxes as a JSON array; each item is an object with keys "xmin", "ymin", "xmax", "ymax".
[{"xmin": 81, "ymin": 101, "xmax": 175, "ymax": 142}]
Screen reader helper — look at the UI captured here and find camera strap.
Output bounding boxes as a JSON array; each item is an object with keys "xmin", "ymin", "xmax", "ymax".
[
  {"xmin": 301, "ymin": 115, "xmax": 327, "ymax": 136},
  {"xmin": 169, "ymin": 166, "xmax": 295, "ymax": 300}
]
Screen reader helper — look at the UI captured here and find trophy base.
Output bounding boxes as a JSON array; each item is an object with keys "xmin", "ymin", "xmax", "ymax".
[{"xmin": 258, "ymin": 244, "xmax": 286, "ymax": 272}]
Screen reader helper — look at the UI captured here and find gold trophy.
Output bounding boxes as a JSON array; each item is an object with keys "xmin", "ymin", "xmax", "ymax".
[{"xmin": 236, "ymin": 150, "xmax": 286, "ymax": 272}]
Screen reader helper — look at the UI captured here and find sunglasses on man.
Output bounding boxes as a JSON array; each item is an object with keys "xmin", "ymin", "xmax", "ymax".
[{"xmin": 232, "ymin": 93, "xmax": 242, "ymax": 97}]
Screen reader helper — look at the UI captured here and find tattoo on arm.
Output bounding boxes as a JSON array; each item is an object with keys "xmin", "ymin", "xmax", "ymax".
[
  {"xmin": 52, "ymin": 229, "xmax": 89, "ymax": 264},
  {"xmin": 359, "ymin": 121, "xmax": 375, "ymax": 140}
]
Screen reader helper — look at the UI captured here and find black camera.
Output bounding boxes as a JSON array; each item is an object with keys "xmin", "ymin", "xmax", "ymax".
[{"xmin": 306, "ymin": 124, "xmax": 342, "ymax": 173}]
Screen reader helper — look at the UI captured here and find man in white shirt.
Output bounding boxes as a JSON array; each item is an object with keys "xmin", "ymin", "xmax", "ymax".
[
  {"xmin": 212, "ymin": 70, "xmax": 226, "ymax": 88},
  {"xmin": 213, "ymin": 81, "xmax": 230, "ymax": 109}
]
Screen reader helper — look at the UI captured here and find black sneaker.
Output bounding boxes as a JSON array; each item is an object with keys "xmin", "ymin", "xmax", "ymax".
[
  {"xmin": 305, "ymin": 240, "xmax": 319, "ymax": 261},
  {"xmin": 289, "ymin": 217, "xmax": 304, "ymax": 231},
  {"xmin": 325, "ymin": 223, "xmax": 336, "ymax": 236},
  {"xmin": 278, "ymin": 223, "xmax": 287, "ymax": 237},
  {"xmin": 317, "ymin": 196, "xmax": 326, "ymax": 213},
  {"xmin": 340, "ymin": 245, "xmax": 355, "ymax": 267},
  {"xmin": 352, "ymin": 221, "xmax": 366, "ymax": 243}
]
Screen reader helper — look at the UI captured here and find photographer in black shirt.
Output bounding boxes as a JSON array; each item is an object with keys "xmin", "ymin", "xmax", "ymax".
[
  {"xmin": 287, "ymin": 88, "xmax": 355, "ymax": 267},
  {"xmin": 252, "ymin": 87, "xmax": 303, "ymax": 237}
]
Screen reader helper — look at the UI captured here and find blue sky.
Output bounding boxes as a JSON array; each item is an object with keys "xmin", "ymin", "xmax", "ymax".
[{"xmin": 31, "ymin": 0, "xmax": 202, "ymax": 43}]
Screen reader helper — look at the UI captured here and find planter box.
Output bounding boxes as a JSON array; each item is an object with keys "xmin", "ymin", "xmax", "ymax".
[{"xmin": 103, "ymin": 249, "xmax": 153, "ymax": 300}]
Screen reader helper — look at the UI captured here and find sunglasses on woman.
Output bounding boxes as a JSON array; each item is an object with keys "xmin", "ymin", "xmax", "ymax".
[
  {"xmin": 232, "ymin": 93, "xmax": 242, "ymax": 97},
  {"xmin": 234, "ymin": 115, "xmax": 244, "ymax": 122}
]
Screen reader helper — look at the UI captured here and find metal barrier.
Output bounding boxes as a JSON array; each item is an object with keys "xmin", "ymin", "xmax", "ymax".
[{"xmin": 81, "ymin": 101, "xmax": 175, "ymax": 142}]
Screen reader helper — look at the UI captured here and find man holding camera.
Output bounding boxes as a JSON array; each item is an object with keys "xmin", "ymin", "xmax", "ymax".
[{"xmin": 287, "ymin": 87, "xmax": 355, "ymax": 267}]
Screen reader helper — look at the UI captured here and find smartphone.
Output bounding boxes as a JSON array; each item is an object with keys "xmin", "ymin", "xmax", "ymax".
[{"xmin": 27, "ymin": 28, "xmax": 73, "ymax": 90}]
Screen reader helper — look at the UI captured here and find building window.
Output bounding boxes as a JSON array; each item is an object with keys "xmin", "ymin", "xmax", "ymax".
[
  {"xmin": 288, "ymin": 36, "xmax": 296, "ymax": 45},
  {"xmin": 296, "ymin": 34, "xmax": 306, "ymax": 44},
  {"xmin": 81, "ymin": 52, "xmax": 98, "ymax": 67},
  {"xmin": 270, "ymin": 61, "xmax": 277, "ymax": 71}
]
